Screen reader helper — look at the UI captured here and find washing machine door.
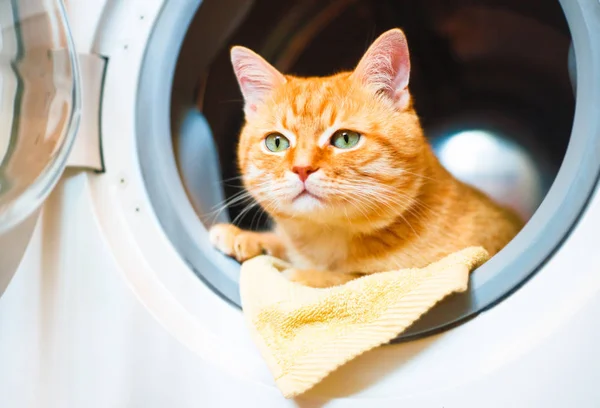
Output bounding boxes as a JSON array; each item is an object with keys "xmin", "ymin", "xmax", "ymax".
[{"xmin": 0, "ymin": 0, "xmax": 81, "ymax": 297}]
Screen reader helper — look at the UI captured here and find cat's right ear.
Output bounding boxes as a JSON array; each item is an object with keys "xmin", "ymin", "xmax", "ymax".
[{"xmin": 230, "ymin": 46, "xmax": 287, "ymax": 118}]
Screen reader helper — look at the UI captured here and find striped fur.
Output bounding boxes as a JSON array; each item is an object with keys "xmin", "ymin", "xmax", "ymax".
[{"xmin": 210, "ymin": 29, "xmax": 523, "ymax": 287}]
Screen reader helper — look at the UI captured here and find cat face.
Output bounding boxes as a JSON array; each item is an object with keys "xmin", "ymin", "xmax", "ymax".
[{"xmin": 231, "ymin": 29, "xmax": 428, "ymax": 226}]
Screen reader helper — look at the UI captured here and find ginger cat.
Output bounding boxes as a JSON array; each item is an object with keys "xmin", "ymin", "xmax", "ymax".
[{"xmin": 209, "ymin": 28, "xmax": 523, "ymax": 288}]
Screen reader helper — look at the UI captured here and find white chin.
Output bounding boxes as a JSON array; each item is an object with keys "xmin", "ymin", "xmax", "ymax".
[{"xmin": 290, "ymin": 193, "xmax": 324, "ymax": 213}]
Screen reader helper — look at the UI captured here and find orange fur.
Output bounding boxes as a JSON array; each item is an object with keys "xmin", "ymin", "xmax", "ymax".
[{"xmin": 210, "ymin": 29, "xmax": 523, "ymax": 287}]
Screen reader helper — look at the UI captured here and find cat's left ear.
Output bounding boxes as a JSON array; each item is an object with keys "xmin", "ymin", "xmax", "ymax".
[
  {"xmin": 230, "ymin": 46, "xmax": 287, "ymax": 118},
  {"xmin": 351, "ymin": 28, "xmax": 411, "ymax": 110}
]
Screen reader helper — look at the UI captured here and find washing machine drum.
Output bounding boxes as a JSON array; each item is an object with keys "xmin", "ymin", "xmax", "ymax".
[{"xmin": 136, "ymin": 0, "xmax": 598, "ymax": 339}]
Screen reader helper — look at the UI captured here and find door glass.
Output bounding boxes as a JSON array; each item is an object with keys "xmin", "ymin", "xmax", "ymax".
[{"xmin": 0, "ymin": 0, "xmax": 80, "ymax": 234}]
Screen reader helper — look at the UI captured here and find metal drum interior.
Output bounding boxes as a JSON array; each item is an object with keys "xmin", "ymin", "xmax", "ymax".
[
  {"xmin": 135, "ymin": 0, "xmax": 598, "ymax": 341},
  {"xmin": 198, "ymin": 0, "xmax": 573, "ymax": 227}
]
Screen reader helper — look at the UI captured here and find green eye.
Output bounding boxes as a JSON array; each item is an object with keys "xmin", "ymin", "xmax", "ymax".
[
  {"xmin": 331, "ymin": 130, "xmax": 361, "ymax": 149},
  {"xmin": 265, "ymin": 133, "xmax": 290, "ymax": 152}
]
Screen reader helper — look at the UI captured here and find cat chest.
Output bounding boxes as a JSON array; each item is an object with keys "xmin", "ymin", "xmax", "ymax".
[{"xmin": 286, "ymin": 232, "xmax": 351, "ymax": 271}]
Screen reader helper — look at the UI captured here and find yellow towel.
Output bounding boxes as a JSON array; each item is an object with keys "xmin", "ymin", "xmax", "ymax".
[{"xmin": 240, "ymin": 246, "xmax": 489, "ymax": 398}]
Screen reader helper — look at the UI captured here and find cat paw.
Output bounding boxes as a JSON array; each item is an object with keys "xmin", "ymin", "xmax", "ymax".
[{"xmin": 209, "ymin": 224, "xmax": 265, "ymax": 262}]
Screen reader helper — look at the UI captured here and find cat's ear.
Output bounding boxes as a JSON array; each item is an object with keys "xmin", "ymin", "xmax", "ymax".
[
  {"xmin": 351, "ymin": 28, "xmax": 411, "ymax": 110},
  {"xmin": 230, "ymin": 46, "xmax": 287, "ymax": 117}
]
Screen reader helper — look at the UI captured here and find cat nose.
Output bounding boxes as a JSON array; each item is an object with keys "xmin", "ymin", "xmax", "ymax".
[{"xmin": 292, "ymin": 166, "xmax": 319, "ymax": 182}]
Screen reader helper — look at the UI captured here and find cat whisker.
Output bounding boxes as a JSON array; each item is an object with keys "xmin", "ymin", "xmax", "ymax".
[
  {"xmin": 231, "ymin": 202, "xmax": 260, "ymax": 226},
  {"xmin": 209, "ymin": 190, "xmax": 254, "ymax": 213},
  {"xmin": 332, "ymin": 178, "xmax": 444, "ymax": 219},
  {"xmin": 400, "ymin": 167, "xmax": 439, "ymax": 183},
  {"xmin": 328, "ymin": 185, "xmax": 423, "ymax": 238},
  {"xmin": 207, "ymin": 196, "xmax": 255, "ymax": 225},
  {"xmin": 206, "ymin": 180, "xmax": 276, "ymax": 224}
]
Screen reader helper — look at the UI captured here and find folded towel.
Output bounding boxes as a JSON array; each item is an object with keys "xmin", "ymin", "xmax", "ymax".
[{"xmin": 240, "ymin": 246, "xmax": 489, "ymax": 398}]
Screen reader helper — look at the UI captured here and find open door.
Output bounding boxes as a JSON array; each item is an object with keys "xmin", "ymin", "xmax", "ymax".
[{"xmin": 0, "ymin": 0, "xmax": 81, "ymax": 296}]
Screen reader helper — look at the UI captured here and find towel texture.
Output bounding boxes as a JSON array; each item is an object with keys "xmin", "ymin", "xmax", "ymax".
[{"xmin": 240, "ymin": 246, "xmax": 489, "ymax": 398}]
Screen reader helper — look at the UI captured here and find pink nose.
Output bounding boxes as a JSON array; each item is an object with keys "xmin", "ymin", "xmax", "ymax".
[{"xmin": 292, "ymin": 166, "xmax": 319, "ymax": 182}]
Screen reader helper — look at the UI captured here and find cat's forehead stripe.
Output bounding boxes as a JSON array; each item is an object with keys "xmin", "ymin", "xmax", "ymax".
[
  {"xmin": 282, "ymin": 79, "xmax": 340, "ymax": 135},
  {"xmin": 280, "ymin": 110, "xmax": 289, "ymax": 129}
]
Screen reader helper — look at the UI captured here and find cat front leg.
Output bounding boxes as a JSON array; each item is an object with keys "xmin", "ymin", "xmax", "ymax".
[
  {"xmin": 209, "ymin": 223, "xmax": 287, "ymax": 262},
  {"xmin": 282, "ymin": 268, "xmax": 363, "ymax": 288}
]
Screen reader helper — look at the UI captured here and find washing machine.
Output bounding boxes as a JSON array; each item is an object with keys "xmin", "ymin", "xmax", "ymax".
[{"xmin": 1, "ymin": 0, "xmax": 600, "ymax": 406}]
